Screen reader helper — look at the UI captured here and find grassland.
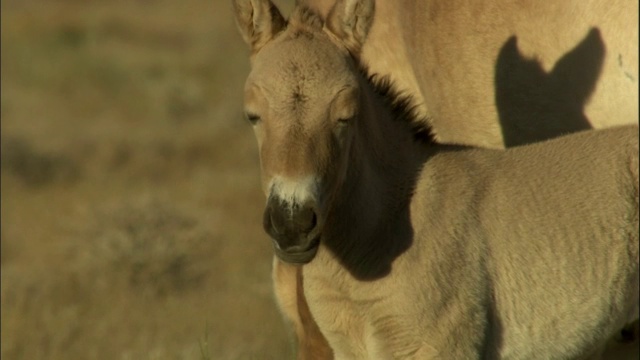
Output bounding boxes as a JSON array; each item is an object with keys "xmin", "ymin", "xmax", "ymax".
[{"xmin": 1, "ymin": 0, "xmax": 297, "ymax": 358}]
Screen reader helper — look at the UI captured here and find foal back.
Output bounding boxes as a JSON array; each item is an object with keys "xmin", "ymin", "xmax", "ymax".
[{"xmin": 466, "ymin": 126, "xmax": 639, "ymax": 357}]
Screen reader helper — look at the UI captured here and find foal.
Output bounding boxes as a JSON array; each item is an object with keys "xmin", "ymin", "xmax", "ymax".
[{"xmin": 234, "ymin": 1, "xmax": 639, "ymax": 358}]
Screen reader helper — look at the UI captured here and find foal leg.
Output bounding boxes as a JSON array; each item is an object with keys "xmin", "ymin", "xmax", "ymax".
[
  {"xmin": 617, "ymin": 320, "xmax": 639, "ymax": 343},
  {"xmin": 600, "ymin": 320, "xmax": 640, "ymax": 360},
  {"xmin": 272, "ymin": 258, "xmax": 333, "ymax": 359},
  {"xmin": 586, "ymin": 319, "xmax": 640, "ymax": 360}
]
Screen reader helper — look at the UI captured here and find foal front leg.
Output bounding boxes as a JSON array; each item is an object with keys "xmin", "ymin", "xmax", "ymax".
[{"xmin": 272, "ymin": 257, "xmax": 333, "ymax": 359}]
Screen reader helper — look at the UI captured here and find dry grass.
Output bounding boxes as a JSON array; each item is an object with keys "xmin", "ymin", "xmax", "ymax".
[
  {"xmin": 6, "ymin": 1, "xmax": 637, "ymax": 359},
  {"xmin": 1, "ymin": 0, "xmax": 297, "ymax": 358}
]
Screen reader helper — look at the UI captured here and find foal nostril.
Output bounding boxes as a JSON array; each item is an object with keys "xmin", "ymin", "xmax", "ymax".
[
  {"xmin": 296, "ymin": 206, "xmax": 318, "ymax": 234},
  {"xmin": 264, "ymin": 202, "xmax": 285, "ymax": 235}
]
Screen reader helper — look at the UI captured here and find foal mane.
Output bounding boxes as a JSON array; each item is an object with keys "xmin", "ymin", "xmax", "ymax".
[{"xmin": 363, "ymin": 71, "xmax": 436, "ymax": 144}]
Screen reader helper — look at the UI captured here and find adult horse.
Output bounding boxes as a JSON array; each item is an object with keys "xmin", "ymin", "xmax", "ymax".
[
  {"xmin": 300, "ymin": 0, "xmax": 638, "ymax": 148},
  {"xmin": 232, "ymin": 0, "xmax": 639, "ymax": 358}
]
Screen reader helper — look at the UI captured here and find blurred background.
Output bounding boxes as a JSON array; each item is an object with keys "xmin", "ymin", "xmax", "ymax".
[{"xmin": 1, "ymin": 0, "xmax": 297, "ymax": 358}]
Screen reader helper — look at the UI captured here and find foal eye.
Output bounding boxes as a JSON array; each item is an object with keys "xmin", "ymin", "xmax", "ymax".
[
  {"xmin": 246, "ymin": 113, "xmax": 261, "ymax": 125},
  {"xmin": 337, "ymin": 116, "xmax": 353, "ymax": 126}
]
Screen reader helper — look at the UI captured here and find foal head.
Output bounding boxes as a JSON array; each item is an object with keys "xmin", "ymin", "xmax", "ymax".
[{"xmin": 233, "ymin": 0, "xmax": 375, "ymax": 263}]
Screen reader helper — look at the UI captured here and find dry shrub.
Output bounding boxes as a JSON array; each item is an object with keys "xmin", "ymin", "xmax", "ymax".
[
  {"xmin": 0, "ymin": 137, "xmax": 81, "ymax": 187},
  {"xmin": 78, "ymin": 196, "xmax": 215, "ymax": 297}
]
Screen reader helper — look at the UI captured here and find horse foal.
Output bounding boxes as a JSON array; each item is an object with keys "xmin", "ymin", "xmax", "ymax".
[{"xmin": 233, "ymin": 0, "xmax": 639, "ymax": 358}]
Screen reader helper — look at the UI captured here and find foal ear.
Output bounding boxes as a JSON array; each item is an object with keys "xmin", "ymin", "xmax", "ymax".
[
  {"xmin": 325, "ymin": 0, "xmax": 375, "ymax": 55},
  {"xmin": 232, "ymin": 0, "xmax": 286, "ymax": 52}
]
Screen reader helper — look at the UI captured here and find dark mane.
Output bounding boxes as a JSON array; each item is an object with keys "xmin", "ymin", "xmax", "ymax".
[
  {"xmin": 361, "ymin": 67, "xmax": 436, "ymax": 144},
  {"xmin": 289, "ymin": 5, "xmax": 324, "ymax": 32}
]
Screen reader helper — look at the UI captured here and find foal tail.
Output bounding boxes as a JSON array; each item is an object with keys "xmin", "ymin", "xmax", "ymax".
[
  {"xmin": 609, "ymin": 129, "xmax": 640, "ymax": 349},
  {"xmin": 628, "ymin": 129, "xmax": 639, "ymax": 277},
  {"xmin": 625, "ymin": 130, "xmax": 639, "ymax": 341},
  {"xmin": 629, "ymin": 132, "xmax": 639, "ymax": 262},
  {"xmin": 631, "ymin": 136, "xmax": 639, "ymax": 216}
]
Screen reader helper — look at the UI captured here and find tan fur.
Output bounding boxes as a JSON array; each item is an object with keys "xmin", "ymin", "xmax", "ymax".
[{"xmin": 235, "ymin": 1, "xmax": 637, "ymax": 356}]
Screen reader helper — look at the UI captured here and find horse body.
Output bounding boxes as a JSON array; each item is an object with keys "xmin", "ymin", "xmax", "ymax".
[
  {"xmin": 233, "ymin": 0, "xmax": 639, "ymax": 358},
  {"xmin": 303, "ymin": 0, "xmax": 639, "ymax": 148}
]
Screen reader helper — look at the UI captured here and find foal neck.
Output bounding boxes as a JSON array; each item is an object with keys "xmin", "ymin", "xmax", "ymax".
[
  {"xmin": 319, "ymin": 72, "xmax": 434, "ymax": 281},
  {"xmin": 352, "ymin": 71, "xmax": 434, "ymax": 198}
]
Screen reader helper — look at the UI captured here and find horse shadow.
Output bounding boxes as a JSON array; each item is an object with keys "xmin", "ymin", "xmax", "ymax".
[{"xmin": 494, "ymin": 28, "xmax": 605, "ymax": 147}]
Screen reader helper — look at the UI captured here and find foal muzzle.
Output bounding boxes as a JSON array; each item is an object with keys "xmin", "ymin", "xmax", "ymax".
[{"xmin": 263, "ymin": 196, "xmax": 321, "ymax": 264}]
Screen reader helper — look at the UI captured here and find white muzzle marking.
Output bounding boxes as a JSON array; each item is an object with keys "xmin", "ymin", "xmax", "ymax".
[{"xmin": 268, "ymin": 176, "xmax": 319, "ymax": 210}]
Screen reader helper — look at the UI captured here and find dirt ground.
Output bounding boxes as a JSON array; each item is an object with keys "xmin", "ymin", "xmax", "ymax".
[{"xmin": 1, "ymin": 0, "xmax": 298, "ymax": 358}]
